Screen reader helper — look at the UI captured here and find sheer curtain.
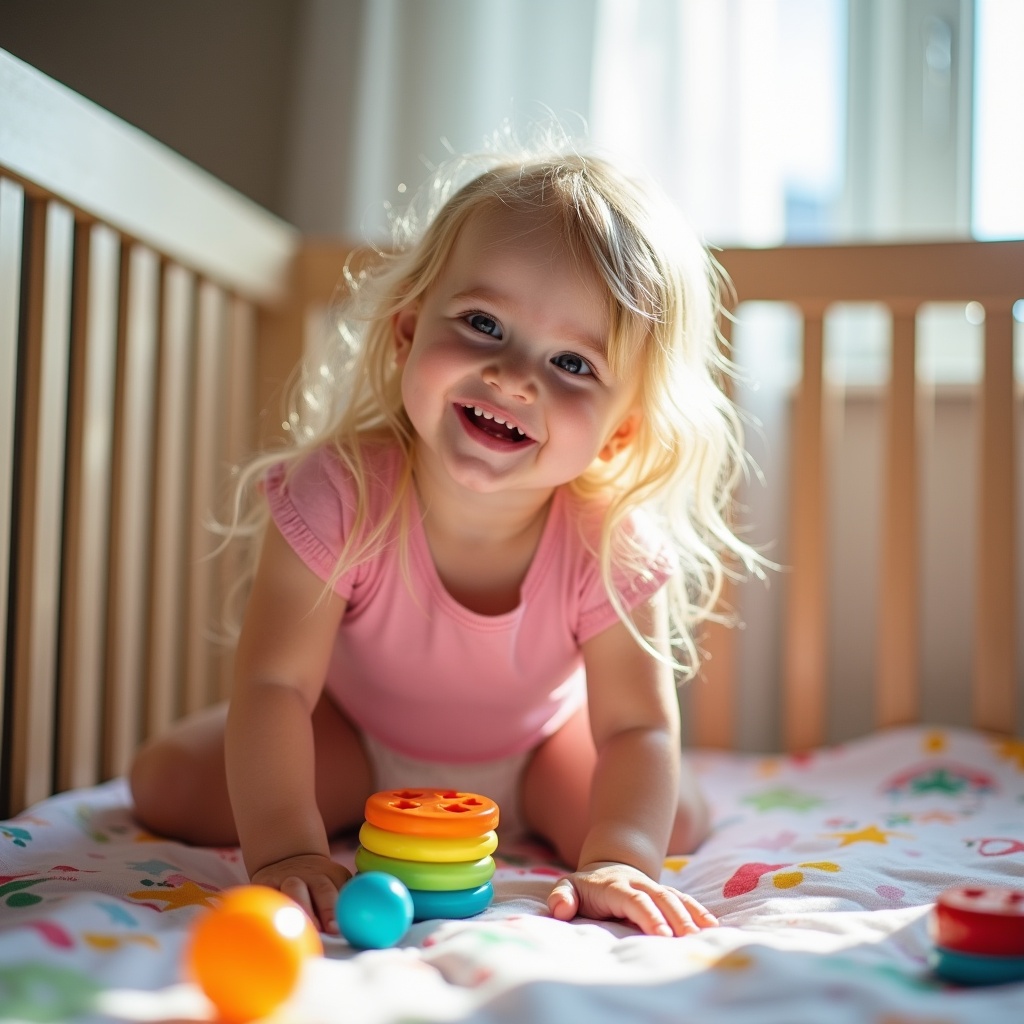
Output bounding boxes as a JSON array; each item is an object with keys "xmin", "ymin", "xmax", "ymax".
[
  {"xmin": 284, "ymin": 0, "xmax": 599, "ymax": 240},
  {"xmin": 590, "ymin": 0, "xmax": 787, "ymax": 248}
]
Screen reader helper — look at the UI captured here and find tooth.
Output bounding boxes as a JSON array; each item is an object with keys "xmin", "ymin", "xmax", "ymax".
[
  {"xmin": 482, "ymin": 411, "xmax": 494, "ymax": 420},
  {"xmin": 473, "ymin": 406, "xmax": 484, "ymax": 416},
  {"xmin": 493, "ymin": 416, "xmax": 507, "ymax": 426},
  {"xmin": 516, "ymin": 427, "xmax": 525, "ymax": 436}
]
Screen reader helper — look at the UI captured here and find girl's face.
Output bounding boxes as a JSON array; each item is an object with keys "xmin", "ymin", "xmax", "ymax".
[{"xmin": 393, "ymin": 205, "xmax": 641, "ymax": 498}]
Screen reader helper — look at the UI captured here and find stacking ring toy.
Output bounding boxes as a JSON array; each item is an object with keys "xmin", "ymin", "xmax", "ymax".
[
  {"xmin": 410, "ymin": 882, "xmax": 494, "ymax": 922},
  {"xmin": 359, "ymin": 821, "xmax": 498, "ymax": 863},
  {"xmin": 932, "ymin": 886, "xmax": 1024, "ymax": 957},
  {"xmin": 355, "ymin": 847, "xmax": 495, "ymax": 890},
  {"xmin": 929, "ymin": 885, "xmax": 1024, "ymax": 984},
  {"xmin": 365, "ymin": 790, "xmax": 499, "ymax": 838}
]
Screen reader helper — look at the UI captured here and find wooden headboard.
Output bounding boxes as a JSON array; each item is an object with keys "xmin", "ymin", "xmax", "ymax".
[{"xmin": 1, "ymin": 49, "xmax": 1020, "ymax": 816}]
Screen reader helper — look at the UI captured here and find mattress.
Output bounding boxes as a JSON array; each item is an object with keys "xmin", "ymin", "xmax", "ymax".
[{"xmin": 2, "ymin": 724, "xmax": 1023, "ymax": 1022}]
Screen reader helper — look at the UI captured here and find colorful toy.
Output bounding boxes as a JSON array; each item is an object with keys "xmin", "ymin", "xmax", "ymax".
[
  {"xmin": 930, "ymin": 884, "xmax": 1024, "ymax": 985},
  {"xmin": 335, "ymin": 871, "xmax": 415, "ymax": 949},
  {"xmin": 354, "ymin": 846, "xmax": 496, "ymax": 890},
  {"xmin": 185, "ymin": 884, "xmax": 322, "ymax": 1022},
  {"xmin": 359, "ymin": 820, "xmax": 498, "ymax": 862},
  {"xmin": 349, "ymin": 789, "xmax": 499, "ymax": 934},
  {"xmin": 365, "ymin": 788, "xmax": 499, "ymax": 837},
  {"xmin": 406, "ymin": 881, "xmax": 495, "ymax": 921}
]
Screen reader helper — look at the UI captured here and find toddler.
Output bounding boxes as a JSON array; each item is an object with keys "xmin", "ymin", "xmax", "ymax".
[{"xmin": 130, "ymin": 140, "xmax": 763, "ymax": 938}]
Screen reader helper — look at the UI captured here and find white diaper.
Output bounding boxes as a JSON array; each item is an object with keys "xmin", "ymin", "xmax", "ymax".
[{"xmin": 361, "ymin": 733, "xmax": 530, "ymax": 843}]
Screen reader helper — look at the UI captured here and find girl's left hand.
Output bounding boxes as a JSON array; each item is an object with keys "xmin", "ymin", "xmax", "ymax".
[{"xmin": 547, "ymin": 861, "xmax": 719, "ymax": 937}]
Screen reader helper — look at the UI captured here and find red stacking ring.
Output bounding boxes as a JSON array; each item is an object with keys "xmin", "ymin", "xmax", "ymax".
[{"xmin": 932, "ymin": 885, "xmax": 1024, "ymax": 957}]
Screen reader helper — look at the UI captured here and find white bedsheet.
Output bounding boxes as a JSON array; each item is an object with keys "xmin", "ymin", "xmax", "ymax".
[{"xmin": 2, "ymin": 725, "xmax": 1023, "ymax": 1022}]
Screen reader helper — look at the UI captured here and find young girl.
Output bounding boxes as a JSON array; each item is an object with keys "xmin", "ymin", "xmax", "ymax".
[{"xmin": 129, "ymin": 141, "xmax": 763, "ymax": 939}]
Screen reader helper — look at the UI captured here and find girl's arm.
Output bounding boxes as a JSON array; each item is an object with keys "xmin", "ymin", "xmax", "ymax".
[
  {"xmin": 225, "ymin": 521, "xmax": 350, "ymax": 931},
  {"xmin": 547, "ymin": 592, "xmax": 718, "ymax": 936}
]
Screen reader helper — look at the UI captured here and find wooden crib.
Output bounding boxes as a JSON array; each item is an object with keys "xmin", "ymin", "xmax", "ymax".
[{"xmin": 1, "ymin": 48, "xmax": 1020, "ymax": 818}]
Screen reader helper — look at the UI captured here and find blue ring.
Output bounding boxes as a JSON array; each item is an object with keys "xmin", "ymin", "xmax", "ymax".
[
  {"xmin": 930, "ymin": 946, "xmax": 1024, "ymax": 986},
  {"xmin": 409, "ymin": 882, "xmax": 494, "ymax": 921}
]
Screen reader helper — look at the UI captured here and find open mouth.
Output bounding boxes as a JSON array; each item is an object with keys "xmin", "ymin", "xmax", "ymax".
[{"xmin": 458, "ymin": 404, "xmax": 531, "ymax": 443}]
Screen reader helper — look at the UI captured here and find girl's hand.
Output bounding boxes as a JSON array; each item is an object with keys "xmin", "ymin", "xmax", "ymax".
[
  {"xmin": 547, "ymin": 861, "xmax": 719, "ymax": 937},
  {"xmin": 250, "ymin": 853, "xmax": 352, "ymax": 935}
]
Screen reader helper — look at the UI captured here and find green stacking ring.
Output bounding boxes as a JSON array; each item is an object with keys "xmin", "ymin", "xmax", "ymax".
[
  {"xmin": 354, "ymin": 847, "xmax": 495, "ymax": 890},
  {"xmin": 359, "ymin": 822, "xmax": 498, "ymax": 863}
]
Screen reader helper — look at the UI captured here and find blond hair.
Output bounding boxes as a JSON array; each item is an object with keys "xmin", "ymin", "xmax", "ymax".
[{"xmin": 230, "ymin": 140, "xmax": 765, "ymax": 678}]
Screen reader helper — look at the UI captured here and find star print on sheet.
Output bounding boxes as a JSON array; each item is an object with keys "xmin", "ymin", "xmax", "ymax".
[
  {"xmin": 742, "ymin": 788, "xmax": 824, "ymax": 813},
  {"xmin": 884, "ymin": 763, "xmax": 996, "ymax": 797},
  {"xmin": 993, "ymin": 738, "xmax": 1024, "ymax": 771},
  {"xmin": 823, "ymin": 825, "xmax": 910, "ymax": 847},
  {"xmin": 126, "ymin": 879, "xmax": 221, "ymax": 911}
]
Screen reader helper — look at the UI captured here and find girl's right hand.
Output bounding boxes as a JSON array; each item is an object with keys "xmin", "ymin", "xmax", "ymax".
[{"xmin": 250, "ymin": 853, "xmax": 352, "ymax": 934}]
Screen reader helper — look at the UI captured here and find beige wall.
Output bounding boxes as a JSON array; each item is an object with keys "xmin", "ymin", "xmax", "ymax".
[{"xmin": 0, "ymin": 0, "xmax": 362, "ymax": 222}]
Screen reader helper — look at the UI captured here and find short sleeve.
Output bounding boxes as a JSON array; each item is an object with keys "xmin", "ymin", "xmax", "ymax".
[{"xmin": 264, "ymin": 447, "xmax": 365, "ymax": 600}]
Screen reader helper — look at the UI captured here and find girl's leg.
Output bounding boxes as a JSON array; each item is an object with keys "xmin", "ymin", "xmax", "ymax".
[
  {"xmin": 129, "ymin": 694, "xmax": 373, "ymax": 845},
  {"xmin": 519, "ymin": 704, "xmax": 711, "ymax": 868}
]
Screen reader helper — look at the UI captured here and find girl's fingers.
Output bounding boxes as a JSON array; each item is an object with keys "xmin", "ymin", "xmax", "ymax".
[
  {"xmin": 678, "ymin": 891, "xmax": 719, "ymax": 929},
  {"xmin": 652, "ymin": 888, "xmax": 719, "ymax": 936},
  {"xmin": 311, "ymin": 877, "xmax": 342, "ymax": 933},
  {"xmin": 279, "ymin": 875, "xmax": 316, "ymax": 925},
  {"xmin": 625, "ymin": 889, "xmax": 676, "ymax": 936},
  {"xmin": 547, "ymin": 877, "xmax": 580, "ymax": 921}
]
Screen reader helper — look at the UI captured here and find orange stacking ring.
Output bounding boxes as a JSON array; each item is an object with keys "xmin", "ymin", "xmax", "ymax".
[{"xmin": 364, "ymin": 790, "xmax": 499, "ymax": 838}]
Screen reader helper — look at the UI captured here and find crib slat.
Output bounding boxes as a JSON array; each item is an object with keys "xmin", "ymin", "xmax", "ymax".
[
  {"xmin": 184, "ymin": 282, "xmax": 227, "ymax": 714},
  {"xmin": 104, "ymin": 244, "xmax": 160, "ymax": 779},
  {"xmin": 0, "ymin": 178, "xmax": 24, "ymax": 773},
  {"xmin": 876, "ymin": 308, "xmax": 920, "ymax": 726},
  {"xmin": 145, "ymin": 263, "xmax": 197, "ymax": 739},
  {"xmin": 58, "ymin": 222, "xmax": 120, "ymax": 791},
  {"xmin": 974, "ymin": 303, "xmax": 1018, "ymax": 730},
  {"xmin": 9, "ymin": 198, "xmax": 74, "ymax": 814},
  {"xmin": 784, "ymin": 307, "xmax": 827, "ymax": 752},
  {"xmin": 216, "ymin": 297, "xmax": 257, "ymax": 702}
]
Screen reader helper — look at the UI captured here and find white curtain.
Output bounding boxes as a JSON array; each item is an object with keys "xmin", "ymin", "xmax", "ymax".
[
  {"xmin": 282, "ymin": 0, "xmax": 796, "ymax": 248},
  {"xmin": 285, "ymin": 0, "xmax": 600, "ymax": 241},
  {"xmin": 590, "ymin": 0, "xmax": 786, "ymax": 248}
]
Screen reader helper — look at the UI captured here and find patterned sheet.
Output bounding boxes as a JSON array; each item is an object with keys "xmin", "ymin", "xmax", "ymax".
[{"xmin": 2, "ymin": 725, "xmax": 1023, "ymax": 1022}]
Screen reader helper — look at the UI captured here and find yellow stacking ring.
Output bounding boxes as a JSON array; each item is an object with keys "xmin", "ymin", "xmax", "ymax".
[
  {"xmin": 354, "ymin": 847, "xmax": 496, "ymax": 891},
  {"xmin": 358, "ymin": 822, "xmax": 498, "ymax": 863}
]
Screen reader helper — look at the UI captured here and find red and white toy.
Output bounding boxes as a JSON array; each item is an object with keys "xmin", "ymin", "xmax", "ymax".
[{"xmin": 930, "ymin": 885, "xmax": 1024, "ymax": 985}]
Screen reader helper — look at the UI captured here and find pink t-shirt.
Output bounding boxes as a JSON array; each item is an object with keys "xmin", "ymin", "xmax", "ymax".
[{"xmin": 265, "ymin": 442, "xmax": 674, "ymax": 763}]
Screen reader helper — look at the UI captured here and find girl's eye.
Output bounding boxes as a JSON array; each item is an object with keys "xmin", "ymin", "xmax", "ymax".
[
  {"xmin": 466, "ymin": 313, "xmax": 502, "ymax": 338},
  {"xmin": 551, "ymin": 352, "xmax": 593, "ymax": 376}
]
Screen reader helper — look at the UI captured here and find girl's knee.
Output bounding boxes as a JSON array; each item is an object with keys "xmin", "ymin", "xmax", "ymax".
[{"xmin": 128, "ymin": 736, "xmax": 224, "ymax": 841}]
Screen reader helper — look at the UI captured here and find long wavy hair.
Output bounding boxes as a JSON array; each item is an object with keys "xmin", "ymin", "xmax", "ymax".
[{"xmin": 227, "ymin": 138, "xmax": 765, "ymax": 678}]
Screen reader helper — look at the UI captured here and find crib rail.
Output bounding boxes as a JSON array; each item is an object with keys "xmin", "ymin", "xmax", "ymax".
[
  {"xmin": 704, "ymin": 241, "xmax": 1023, "ymax": 751},
  {"xmin": 0, "ymin": 50, "xmax": 301, "ymax": 816},
  {"xmin": 2, "ymin": 48, "xmax": 1020, "ymax": 818}
]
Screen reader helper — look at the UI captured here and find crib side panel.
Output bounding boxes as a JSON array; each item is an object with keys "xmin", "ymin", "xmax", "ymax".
[
  {"xmin": 715, "ymin": 241, "xmax": 1023, "ymax": 750},
  {"xmin": 0, "ymin": 50, "xmax": 302, "ymax": 815}
]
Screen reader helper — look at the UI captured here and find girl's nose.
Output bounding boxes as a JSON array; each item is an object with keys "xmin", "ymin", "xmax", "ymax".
[{"xmin": 482, "ymin": 354, "xmax": 537, "ymax": 402}]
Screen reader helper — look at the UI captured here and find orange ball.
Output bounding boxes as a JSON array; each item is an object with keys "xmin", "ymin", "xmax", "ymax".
[{"xmin": 185, "ymin": 885, "xmax": 322, "ymax": 1022}]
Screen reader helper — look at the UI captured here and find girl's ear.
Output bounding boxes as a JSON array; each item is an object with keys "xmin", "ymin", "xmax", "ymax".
[
  {"xmin": 392, "ymin": 302, "xmax": 419, "ymax": 366},
  {"xmin": 598, "ymin": 412, "xmax": 640, "ymax": 462}
]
